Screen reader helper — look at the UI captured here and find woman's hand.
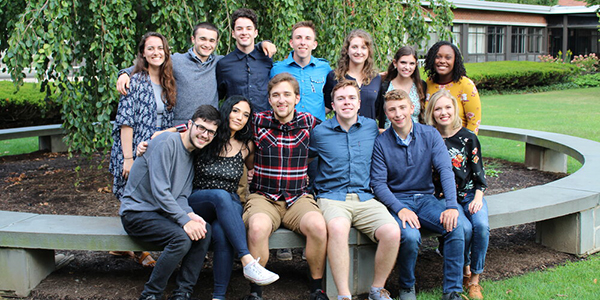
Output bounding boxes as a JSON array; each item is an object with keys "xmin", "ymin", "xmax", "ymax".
[{"xmin": 122, "ymin": 158, "xmax": 134, "ymax": 179}]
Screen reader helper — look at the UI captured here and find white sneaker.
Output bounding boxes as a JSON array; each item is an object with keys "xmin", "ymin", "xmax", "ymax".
[{"xmin": 243, "ymin": 258, "xmax": 279, "ymax": 286}]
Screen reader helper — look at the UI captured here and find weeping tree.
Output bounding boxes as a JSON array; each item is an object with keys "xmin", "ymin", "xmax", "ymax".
[{"xmin": 0, "ymin": 0, "xmax": 453, "ymax": 155}]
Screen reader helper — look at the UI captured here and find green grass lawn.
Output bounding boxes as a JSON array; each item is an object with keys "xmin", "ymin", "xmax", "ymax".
[
  {"xmin": 404, "ymin": 253, "xmax": 600, "ymax": 300},
  {"xmin": 0, "ymin": 137, "xmax": 38, "ymax": 157},
  {"xmin": 480, "ymin": 87, "xmax": 600, "ymax": 173}
]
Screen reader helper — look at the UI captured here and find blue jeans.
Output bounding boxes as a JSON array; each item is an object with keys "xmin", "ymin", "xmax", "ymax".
[
  {"xmin": 188, "ymin": 189, "xmax": 248, "ymax": 300},
  {"xmin": 121, "ymin": 211, "xmax": 211, "ymax": 299},
  {"xmin": 391, "ymin": 194, "xmax": 465, "ymax": 293},
  {"xmin": 459, "ymin": 191, "xmax": 489, "ymax": 274}
]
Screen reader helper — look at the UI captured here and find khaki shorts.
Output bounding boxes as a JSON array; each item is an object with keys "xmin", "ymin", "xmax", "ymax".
[
  {"xmin": 243, "ymin": 193, "xmax": 321, "ymax": 234},
  {"xmin": 317, "ymin": 194, "xmax": 396, "ymax": 243}
]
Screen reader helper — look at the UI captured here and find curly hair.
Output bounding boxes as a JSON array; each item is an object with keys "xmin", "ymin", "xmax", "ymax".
[
  {"xmin": 132, "ymin": 32, "xmax": 177, "ymax": 110},
  {"xmin": 384, "ymin": 46, "xmax": 426, "ymax": 122},
  {"xmin": 196, "ymin": 96, "xmax": 254, "ymax": 163},
  {"xmin": 333, "ymin": 29, "xmax": 378, "ymax": 86},
  {"xmin": 231, "ymin": 8, "xmax": 258, "ymax": 29},
  {"xmin": 424, "ymin": 41, "xmax": 467, "ymax": 84}
]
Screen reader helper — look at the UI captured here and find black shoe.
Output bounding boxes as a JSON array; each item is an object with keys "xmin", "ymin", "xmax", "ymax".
[
  {"xmin": 441, "ymin": 291, "xmax": 462, "ymax": 300},
  {"xmin": 139, "ymin": 295, "xmax": 158, "ymax": 300},
  {"xmin": 168, "ymin": 292, "xmax": 192, "ymax": 300},
  {"xmin": 242, "ymin": 292, "xmax": 263, "ymax": 300},
  {"xmin": 309, "ymin": 289, "xmax": 329, "ymax": 300}
]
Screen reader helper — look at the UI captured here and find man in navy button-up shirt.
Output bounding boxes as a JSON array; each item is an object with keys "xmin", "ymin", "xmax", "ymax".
[
  {"xmin": 217, "ymin": 8, "xmax": 273, "ymax": 113},
  {"xmin": 310, "ymin": 80, "xmax": 400, "ymax": 300}
]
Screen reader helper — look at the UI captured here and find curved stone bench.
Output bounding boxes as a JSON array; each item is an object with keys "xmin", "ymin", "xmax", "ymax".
[
  {"xmin": 480, "ymin": 125, "xmax": 600, "ymax": 255},
  {"xmin": 0, "ymin": 124, "xmax": 67, "ymax": 153},
  {"xmin": 1, "ymin": 125, "xmax": 599, "ymax": 297}
]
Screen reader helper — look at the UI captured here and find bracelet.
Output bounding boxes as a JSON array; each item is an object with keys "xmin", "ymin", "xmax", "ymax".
[{"xmin": 124, "ymin": 157, "xmax": 133, "ymax": 160}]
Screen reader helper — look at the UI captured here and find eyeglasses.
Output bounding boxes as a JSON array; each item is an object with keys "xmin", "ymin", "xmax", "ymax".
[{"xmin": 191, "ymin": 120, "xmax": 216, "ymax": 137}]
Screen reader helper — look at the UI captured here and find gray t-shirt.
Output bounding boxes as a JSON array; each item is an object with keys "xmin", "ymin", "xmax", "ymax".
[{"xmin": 119, "ymin": 131, "xmax": 194, "ymax": 227}]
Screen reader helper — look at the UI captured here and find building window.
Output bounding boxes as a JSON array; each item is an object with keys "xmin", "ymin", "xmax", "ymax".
[
  {"xmin": 487, "ymin": 26, "xmax": 505, "ymax": 53},
  {"xmin": 468, "ymin": 26, "xmax": 485, "ymax": 54},
  {"xmin": 451, "ymin": 25, "xmax": 462, "ymax": 48},
  {"xmin": 512, "ymin": 27, "xmax": 526, "ymax": 53},
  {"xmin": 528, "ymin": 28, "xmax": 543, "ymax": 53}
]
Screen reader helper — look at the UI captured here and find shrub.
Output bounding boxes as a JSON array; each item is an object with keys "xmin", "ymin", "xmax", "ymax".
[
  {"xmin": 466, "ymin": 61, "xmax": 578, "ymax": 92},
  {"xmin": 571, "ymin": 53, "xmax": 599, "ymax": 73},
  {"xmin": 574, "ymin": 73, "xmax": 600, "ymax": 87},
  {"xmin": 0, "ymin": 81, "xmax": 62, "ymax": 129}
]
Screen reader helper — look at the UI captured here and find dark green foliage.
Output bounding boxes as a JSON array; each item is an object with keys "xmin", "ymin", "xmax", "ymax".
[{"xmin": 0, "ymin": 0, "xmax": 454, "ymax": 154}]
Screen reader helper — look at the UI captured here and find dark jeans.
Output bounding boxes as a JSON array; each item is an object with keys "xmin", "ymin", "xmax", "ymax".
[
  {"xmin": 188, "ymin": 189, "xmax": 247, "ymax": 300},
  {"xmin": 121, "ymin": 211, "xmax": 211, "ymax": 299},
  {"xmin": 391, "ymin": 194, "xmax": 465, "ymax": 293}
]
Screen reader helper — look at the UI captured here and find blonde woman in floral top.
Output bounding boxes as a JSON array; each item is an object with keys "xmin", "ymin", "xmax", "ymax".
[{"xmin": 426, "ymin": 89, "xmax": 488, "ymax": 300}]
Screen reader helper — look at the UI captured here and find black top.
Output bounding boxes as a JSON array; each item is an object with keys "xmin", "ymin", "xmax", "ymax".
[{"xmin": 193, "ymin": 151, "xmax": 244, "ymax": 193}]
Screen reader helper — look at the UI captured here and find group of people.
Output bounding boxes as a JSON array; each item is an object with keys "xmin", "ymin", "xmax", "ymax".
[{"xmin": 109, "ymin": 7, "xmax": 488, "ymax": 300}]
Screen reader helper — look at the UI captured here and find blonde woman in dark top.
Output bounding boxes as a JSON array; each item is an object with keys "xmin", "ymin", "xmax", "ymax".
[{"xmin": 425, "ymin": 89, "xmax": 488, "ymax": 300}]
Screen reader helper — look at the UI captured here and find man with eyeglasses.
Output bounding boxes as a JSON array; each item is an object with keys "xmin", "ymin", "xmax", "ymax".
[{"xmin": 120, "ymin": 105, "xmax": 220, "ymax": 300}]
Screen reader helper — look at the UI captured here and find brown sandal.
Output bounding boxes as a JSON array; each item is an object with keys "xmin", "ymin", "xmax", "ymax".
[
  {"xmin": 137, "ymin": 251, "xmax": 156, "ymax": 267},
  {"xmin": 463, "ymin": 272, "xmax": 472, "ymax": 287}
]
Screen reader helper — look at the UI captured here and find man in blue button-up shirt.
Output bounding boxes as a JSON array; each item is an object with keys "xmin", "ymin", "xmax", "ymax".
[
  {"xmin": 270, "ymin": 21, "xmax": 331, "ymax": 122},
  {"xmin": 310, "ymin": 80, "xmax": 400, "ymax": 300},
  {"xmin": 217, "ymin": 8, "xmax": 273, "ymax": 113}
]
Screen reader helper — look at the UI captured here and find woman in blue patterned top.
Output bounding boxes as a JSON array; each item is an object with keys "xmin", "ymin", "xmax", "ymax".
[
  {"xmin": 425, "ymin": 89, "xmax": 488, "ymax": 300},
  {"xmin": 109, "ymin": 32, "xmax": 176, "ymax": 266}
]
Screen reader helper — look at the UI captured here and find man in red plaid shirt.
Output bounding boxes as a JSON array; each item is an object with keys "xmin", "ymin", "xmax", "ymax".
[{"xmin": 242, "ymin": 72, "xmax": 329, "ymax": 300}]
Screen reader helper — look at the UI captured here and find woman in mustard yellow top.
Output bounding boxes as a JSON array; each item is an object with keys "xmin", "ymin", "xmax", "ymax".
[{"xmin": 424, "ymin": 41, "xmax": 482, "ymax": 134}]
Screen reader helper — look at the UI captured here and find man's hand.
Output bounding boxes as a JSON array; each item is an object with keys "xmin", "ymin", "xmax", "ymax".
[
  {"xmin": 136, "ymin": 141, "xmax": 148, "ymax": 157},
  {"xmin": 261, "ymin": 41, "xmax": 277, "ymax": 58},
  {"xmin": 397, "ymin": 208, "xmax": 420, "ymax": 229},
  {"xmin": 183, "ymin": 214, "xmax": 207, "ymax": 241},
  {"xmin": 440, "ymin": 208, "xmax": 459, "ymax": 232},
  {"xmin": 117, "ymin": 73, "xmax": 131, "ymax": 95}
]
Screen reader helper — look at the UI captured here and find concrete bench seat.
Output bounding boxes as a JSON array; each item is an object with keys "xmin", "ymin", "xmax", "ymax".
[
  {"xmin": 1, "ymin": 125, "xmax": 599, "ymax": 297},
  {"xmin": 0, "ymin": 124, "xmax": 67, "ymax": 152}
]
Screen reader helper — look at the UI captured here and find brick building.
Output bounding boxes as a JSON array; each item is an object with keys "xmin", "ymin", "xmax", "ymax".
[{"xmin": 426, "ymin": 0, "xmax": 599, "ymax": 62}]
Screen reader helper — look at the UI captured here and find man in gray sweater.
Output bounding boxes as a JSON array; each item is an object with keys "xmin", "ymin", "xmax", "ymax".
[
  {"xmin": 117, "ymin": 22, "xmax": 276, "ymax": 125},
  {"xmin": 119, "ymin": 105, "xmax": 220, "ymax": 300}
]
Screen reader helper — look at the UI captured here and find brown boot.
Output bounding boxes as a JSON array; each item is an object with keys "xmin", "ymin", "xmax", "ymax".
[
  {"xmin": 462, "ymin": 273, "xmax": 471, "ymax": 287},
  {"xmin": 466, "ymin": 283, "xmax": 483, "ymax": 299}
]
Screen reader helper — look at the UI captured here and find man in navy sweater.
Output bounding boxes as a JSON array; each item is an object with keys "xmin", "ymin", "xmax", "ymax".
[{"xmin": 370, "ymin": 89, "xmax": 465, "ymax": 300}]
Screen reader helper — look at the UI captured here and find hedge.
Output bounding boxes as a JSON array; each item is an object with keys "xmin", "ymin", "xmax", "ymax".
[
  {"xmin": 466, "ymin": 61, "xmax": 579, "ymax": 91},
  {"xmin": 0, "ymin": 81, "xmax": 61, "ymax": 129}
]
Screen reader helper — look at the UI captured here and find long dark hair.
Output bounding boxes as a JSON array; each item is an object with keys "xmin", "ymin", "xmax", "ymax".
[
  {"xmin": 384, "ymin": 46, "xmax": 425, "ymax": 121},
  {"xmin": 424, "ymin": 41, "xmax": 467, "ymax": 84},
  {"xmin": 132, "ymin": 32, "xmax": 177, "ymax": 110},
  {"xmin": 196, "ymin": 96, "xmax": 254, "ymax": 163},
  {"xmin": 334, "ymin": 29, "xmax": 378, "ymax": 86}
]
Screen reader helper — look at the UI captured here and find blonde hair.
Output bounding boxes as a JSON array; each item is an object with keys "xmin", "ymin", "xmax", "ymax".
[{"xmin": 424, "ymin": 89, "xmax": 462, "ymax": 130}]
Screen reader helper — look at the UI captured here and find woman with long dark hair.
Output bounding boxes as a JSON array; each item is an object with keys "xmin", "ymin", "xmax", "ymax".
[
  {"xmin": 379, "ymin": 46, "xmax": 426, "ymax": 128},
  {"xmin": 424, "ymin": 41, "xmax": 482, "ymax": 135},
  {"xmin": 109, "ymin": 32, "xmax": 177, "ymax": 266},
  {"xmin": 187, "ymin": 96, "xmax": 279, "ymax": 299}
]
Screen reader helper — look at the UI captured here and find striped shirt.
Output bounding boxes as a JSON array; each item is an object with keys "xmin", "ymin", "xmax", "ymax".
[{"xmin": 250, "ymin": 110, "xmax": 319, "ymax": 207}]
